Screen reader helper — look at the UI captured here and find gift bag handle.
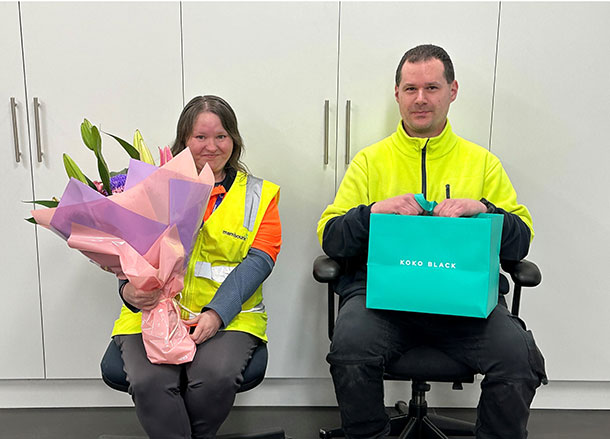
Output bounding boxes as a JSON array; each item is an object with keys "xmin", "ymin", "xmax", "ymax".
[{"xmin": 414, "ymin": 193, "xmax": 438, "ymax": 215}]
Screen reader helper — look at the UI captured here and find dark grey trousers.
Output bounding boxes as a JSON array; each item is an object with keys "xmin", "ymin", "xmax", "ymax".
[
  {"xmin": 115, "ymin": 331, "xmax": 259, "ymax": 439},
  {"xmin": 327, "ymin": 294, "xmax": 547, "ymax": 439}
]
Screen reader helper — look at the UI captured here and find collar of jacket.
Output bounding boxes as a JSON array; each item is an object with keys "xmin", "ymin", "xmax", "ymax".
[{"xmin": 391, "ymin": 119, "xmax": 458, "ymax": 159}]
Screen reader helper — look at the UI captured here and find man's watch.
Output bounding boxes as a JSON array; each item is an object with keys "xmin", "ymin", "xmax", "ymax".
[{"xmin": 479, "ymin": 198, "xmax": 497, "ymax": 213}]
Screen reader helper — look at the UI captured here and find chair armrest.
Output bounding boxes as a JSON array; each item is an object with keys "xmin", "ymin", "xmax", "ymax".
[
  {"xmin": 502, "ymin": 259, "xmax": 542, "ymax": 288},
  {"xmin": 313, "ymin": 255, "xmax": 340, "ymax": 283},
  {"xmin": 313, "ymin": 255, "xmax": 340, "ymax": 340},
  {"xmin": 501, "ymin": 259, "xmax": 542, "ymax": 316}
]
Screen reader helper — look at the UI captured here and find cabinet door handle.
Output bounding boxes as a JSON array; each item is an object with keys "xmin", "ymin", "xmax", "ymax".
[
  {"xmin": 33, "ymin": 97, "xmax": 43, "ymax": 163},
  {"xmin": 323, "ymin": 100, "xmax": 330, "ymax": 165},
  {"xmin": 345, "ymin": 100, "xmax": 351, "ymax": 165},
  {"xmin": 10, "ymin": 98, "xmax": 21, "ymax": 163}
]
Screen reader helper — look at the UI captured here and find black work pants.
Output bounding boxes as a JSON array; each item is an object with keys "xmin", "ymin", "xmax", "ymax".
[
  {"xmin": 327, "ymin": 294, "xmax": 547, "ymax": 439},
  {"xmin": 115, "ymin": 331, "xmax": 259, "ymax": 439}
]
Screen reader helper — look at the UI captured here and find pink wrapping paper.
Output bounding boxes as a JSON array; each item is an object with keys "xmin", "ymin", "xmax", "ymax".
[{"xmin": 32, "ymin": 149, "xmax": 214, "ymax": 364}]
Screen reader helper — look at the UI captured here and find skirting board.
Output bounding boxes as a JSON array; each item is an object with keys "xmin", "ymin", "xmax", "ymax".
[{"xmin": 0, "ymin": 378, "xmax": 608, "ymax": 410}]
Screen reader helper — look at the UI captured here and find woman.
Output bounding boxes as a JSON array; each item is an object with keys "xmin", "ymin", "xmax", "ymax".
[{"xmin": 111, "ymin": 95, "xmax": 282, "ymax": 439}]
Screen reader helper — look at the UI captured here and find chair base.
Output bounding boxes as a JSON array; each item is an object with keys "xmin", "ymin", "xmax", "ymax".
[
  {"xmin": 320, "ymin": 382, "xmax": 475, "ymax": 439},
  {"xmin": 320, "ymin": 415, "xmax": 474, "ymax": 439},
  {"xmin": 391, "ymin": 400, "xmax": 475, "ymax": 438}
]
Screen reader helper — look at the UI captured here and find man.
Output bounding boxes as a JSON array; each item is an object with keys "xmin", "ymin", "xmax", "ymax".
[{"xmin": 317, "ymin": 45, "xmax": 547, "ymax": 439}]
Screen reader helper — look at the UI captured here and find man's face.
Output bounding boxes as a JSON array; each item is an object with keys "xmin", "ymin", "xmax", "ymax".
[{"xmin": 395, "ymin": 58, "xmax": 458, "ymax": 138}]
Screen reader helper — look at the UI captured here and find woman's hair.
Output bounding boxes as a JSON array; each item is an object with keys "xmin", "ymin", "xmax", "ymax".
[{"xmin": 170, "ymin": 95, "xmax": 248, "ymax": 174}]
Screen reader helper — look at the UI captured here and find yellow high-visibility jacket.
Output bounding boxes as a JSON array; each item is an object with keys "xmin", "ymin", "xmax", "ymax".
[
  {"xmin": 317, "ymin": 120, "xmax": 533, "ymax": 299},
  {"xmin": 318, "ymin": 120, "xmax": 533, "ymax": 243}
]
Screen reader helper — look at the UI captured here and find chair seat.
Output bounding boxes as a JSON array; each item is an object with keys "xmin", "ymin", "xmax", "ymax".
[
  {"xmin": 101, "ymin": 339, "xmax": 268, "ymax": 393},
  {"xmin": 384, "ymin": 346, "xmax": 475, "ymax": 383}
]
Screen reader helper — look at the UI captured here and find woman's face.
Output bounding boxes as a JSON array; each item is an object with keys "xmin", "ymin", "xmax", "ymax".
[{"xmin": 186, "ymin": 111, "xmax": 234, "ymax": 180}]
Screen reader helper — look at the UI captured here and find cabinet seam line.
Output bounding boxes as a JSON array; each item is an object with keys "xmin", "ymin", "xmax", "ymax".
[
  {"xmin": 334, "ymin": 2, "xmax": 342, "ymax": 193},
  {"xmin": 488, "ymin": 1, "xmax": 502, "ymax": 152},
  {"xmin": 18, "ymin": 0, "xmax": 48, "ymax": 380},
  {"xmin": 180, "ymin": 1, "xmax": 185, "ymax": 107}
]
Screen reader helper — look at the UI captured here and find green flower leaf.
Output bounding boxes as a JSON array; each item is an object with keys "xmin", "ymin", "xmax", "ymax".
[
  {"xmin": 25, "ymin": 217, "xmax": 38, "ymax": 224},
  {"xmin": 80, "ymin": 118, "xmax": 95, "ymax": 151},
  {"xmin": 90, "ymin": 126, "xmax": 111, "ymax": 194},
  {"xmin": 110, "ymin": 167, "xmax": 128, "ymax": 177},
  {"xmin": 83, "ymin": 174, "xmax": 97, "ymax": 191},
  {"xmin": 103, "ymin": 131, "xmax": 140, "ymax": 160},
  {"xmin": 63, "ymin": 154, "xmax": 97, "ymax": 190},
  {"xmin": 63, "ymin": 153, "xmax": 89, "ymax": 185},
  {"xmin": 91, "ymin": 125, "xmax": 102, "ymax": 155},
  {"xmin": 98, "ymin": 162, "xmax": 111, "ymax": 194},
  {"xmin": 22, "ymin": 199, "xmax": 60, "ymax": 208}
]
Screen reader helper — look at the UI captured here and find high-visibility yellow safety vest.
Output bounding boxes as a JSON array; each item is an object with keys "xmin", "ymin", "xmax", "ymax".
[{"xmin": 111, "ymin": 172, "xmax": 280, "ymax": 342}]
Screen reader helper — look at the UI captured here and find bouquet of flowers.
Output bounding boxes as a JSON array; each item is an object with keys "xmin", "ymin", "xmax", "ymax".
[{"xmin": 29, "ymin": 120, "xmax": 214, "ymax": 364}]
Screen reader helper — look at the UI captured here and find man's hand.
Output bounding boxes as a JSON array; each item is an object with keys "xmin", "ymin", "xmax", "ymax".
[
  {"xmin": 122, "ymin": 283, "xmax": 162, "ymax": 310},
  {"xmin": 433, "ymin": 198, "xmax": 486, "ymax": 218},
  {"xmin": 371, "ymin": 193, "xmax": 424, "ymax": 216},
  {"xmin": 185, "ymin": 310, "xmax": 223, "ymax": 345}
]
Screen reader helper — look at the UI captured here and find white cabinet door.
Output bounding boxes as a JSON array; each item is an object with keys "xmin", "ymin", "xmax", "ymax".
[
  {"xmin": 0, "ymin": 2, "xmax": 45, "ymax": 379},
  {"xmin": 337, "ymin": 2, "xmax": 501, "ymax": 182},
  {"xmin": 20, "ymin": 2, "xmax": 183, "ymax": 378},
  {"xmin": 492, "ymin": 2, "xmax": 610, "ymax": 381},
  {"xmin": 182, "ymin": 2, "xmax": 339, "ymax": 377}
]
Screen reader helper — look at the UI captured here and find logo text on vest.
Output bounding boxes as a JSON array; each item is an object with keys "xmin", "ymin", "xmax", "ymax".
[{"xmin": 223, "ymin": 230, "xmax": 248, "ymax": 241}]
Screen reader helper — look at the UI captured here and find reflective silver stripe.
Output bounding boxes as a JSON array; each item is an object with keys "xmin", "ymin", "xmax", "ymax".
[
  {"xmin": 194, "ymin": 261, "xmax": 212, "ymax": 279},
  {"xmin": 194, "ymin": 262, "xmax": 235, "ymax": 283},
  {"xmin": 244, "ymin": 175, "xmax": 263, "ymax": 231},
  {"xmin": 240, "ymin": 301, "xmax": 265, "ymax": 314}
]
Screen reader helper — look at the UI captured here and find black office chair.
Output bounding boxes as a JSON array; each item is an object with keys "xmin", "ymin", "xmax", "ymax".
[
  {"xmin": 101, "ymin": 339, "xmax": 287, "ymax": 439},
  {"xmin": 313, "ymin": 255, "xmax": 541, "ymax": 439}
]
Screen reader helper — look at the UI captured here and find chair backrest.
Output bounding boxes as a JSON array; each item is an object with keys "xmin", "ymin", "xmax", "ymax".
[{"xmin": 100, "ymin": 339, "xmax": 268, "ymax": 393}]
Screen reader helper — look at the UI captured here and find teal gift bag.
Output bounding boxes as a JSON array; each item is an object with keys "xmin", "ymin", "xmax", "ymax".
[{"xmin": 366, "ymin": 209, "xmax": 503, "ymax": 318}]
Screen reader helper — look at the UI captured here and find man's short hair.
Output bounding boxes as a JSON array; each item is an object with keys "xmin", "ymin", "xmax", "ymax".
[{"xmin": 395, "ymin": 44, "xmax": 455, "ymax": 86}]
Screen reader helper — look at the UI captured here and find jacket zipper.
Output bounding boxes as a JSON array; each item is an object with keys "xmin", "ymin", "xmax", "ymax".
[{"xmin": 421, "ymin": 139, "xmax": 430, "ymax": 197}]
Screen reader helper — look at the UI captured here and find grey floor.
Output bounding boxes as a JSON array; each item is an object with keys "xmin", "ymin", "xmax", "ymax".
[{"xmin": 0, "ymin": 406, "xmax": 609, "ymax": 439}]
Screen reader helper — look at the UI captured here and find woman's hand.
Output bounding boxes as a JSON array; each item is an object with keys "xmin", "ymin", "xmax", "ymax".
[
  {"xmin": 185, "ymin": 310, "xmax": 223, "ymax": 344},
  {"xmin": 122, "ymin": 283, "xmax": 162, "ymax": 310}
]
